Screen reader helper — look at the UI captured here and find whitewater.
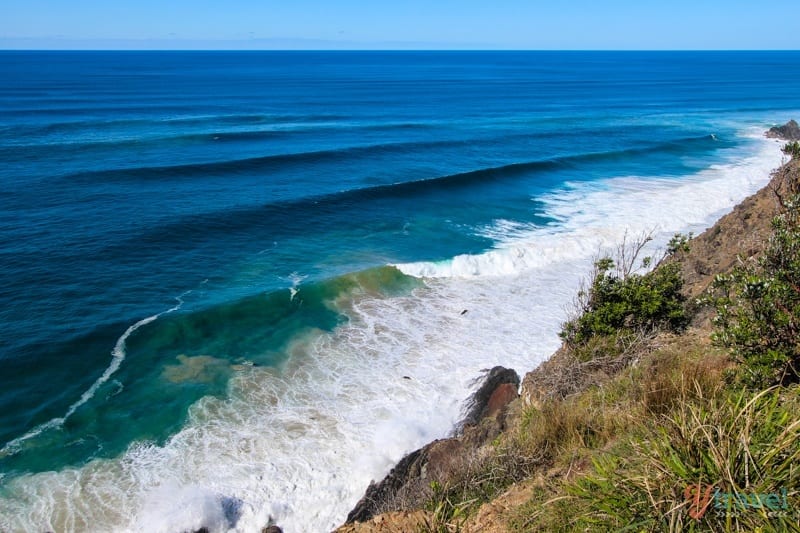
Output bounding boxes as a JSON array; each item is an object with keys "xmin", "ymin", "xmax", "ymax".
[{"xmin": 0, "ymin": 131, "xmax": 785, "ymax": 532}]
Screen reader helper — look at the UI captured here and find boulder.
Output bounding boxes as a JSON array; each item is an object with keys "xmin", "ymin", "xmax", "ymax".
[
  {"xmin": 766, "ymin": 119, "xmax": 800, "ymax": 140},
  {"xmin": 344, "ymin": 367, "xmax": 520, "ymax": 525},
  {"xmin": 486, "ymin": 382, "xmax": 518, "ymax": 418},
  {"xmin": 460, "ymin": 366, "xmax": 520, "ymax": 429}
]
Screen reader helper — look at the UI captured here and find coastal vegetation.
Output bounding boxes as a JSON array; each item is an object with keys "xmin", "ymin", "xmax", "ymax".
[
  {"xmin": 480, "ymin": 144, "xmax": 800, "ymax": 532},
  {"xmin": 708, "ymin": 189, "xmax": 800, "ymax": 389},
  {"xmin": 559, "ymin": 231, "xmax": 689, "ymax": 353},
  {"xmin": 783, "ymin": 141, "xmax": 800, "ymax": 158},
  {"xmin": 338, "ymin": 130, "xmax": 800, "ymax": 533}
]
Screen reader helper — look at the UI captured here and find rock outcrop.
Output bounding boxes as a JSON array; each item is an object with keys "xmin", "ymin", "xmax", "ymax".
[
  {"xmin": 337, "ymin": 131, "xmax": 800, "ymax": 533},
  {"xmin": 460, "ymin": 366, "xmax": 520, "ymax": 428},
  {"xmin": 343, "ymin": 367, "xmax": 519, "ymax": 526},
  {"xmin": 766, "ymin": 119, "xmax": 800, "ymax": 140}
]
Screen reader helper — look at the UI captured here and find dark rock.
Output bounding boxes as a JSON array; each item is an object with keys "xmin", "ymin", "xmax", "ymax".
[
  {"xmin": 262, "ymin": 526, "xmax": 283, "ymax": 533},
  {"xmin": 766, "ymin": 119, "xmax": 800, "ymax": 140},
  {"xmin": 460, "ymin": 366, "xmax": 520, "ymax": 429},
  {"xmin": 345, "ymin": 366, "xmax": 520, "ymax": 525},
  {"xmin": 485, "ymin": 382, "xmax": 518, "ymax": 418},
  {"xmin": 345, "ymin": 438, "xmax": 468, "ymax": 524},
  {"xmin": 180, "ymin": 495, "xmax": 242, "ymax": 533},
  {"xmin": 346, "ymin": 446, "xmax": 427, "ymax": 523}
]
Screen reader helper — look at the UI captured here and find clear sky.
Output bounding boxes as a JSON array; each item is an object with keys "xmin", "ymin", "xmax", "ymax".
[{"xmin": 1, "ymin": 0, "xmax": 798, "ymax": 50}]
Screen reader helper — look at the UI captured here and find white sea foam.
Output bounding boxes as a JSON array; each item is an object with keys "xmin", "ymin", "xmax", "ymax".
[
  {"xmin": 0, "ymin": 294, "xmax": 187, "ymax": 460},
  {"xmin": 286, "ymin": 271, "xmax": 307, "ymax": 301},
  {"xmin": 396, "ymin": 136, "xmax": 785, "ymax": 279},
  {"xmin": 0, "ymin": 136, "xmax": 786, "ymax": 533}
]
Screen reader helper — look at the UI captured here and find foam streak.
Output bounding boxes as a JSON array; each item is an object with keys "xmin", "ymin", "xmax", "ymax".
[{"xmin": 0, "ymin": 294, "xmax": 188, "ymax": 458}]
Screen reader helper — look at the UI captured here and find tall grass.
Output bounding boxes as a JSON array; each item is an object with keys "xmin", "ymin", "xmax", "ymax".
[
  {"xmin": 416, "ymin": 182, "xmax": 800, "ymax": 531},
  {"xmin": 526, "ymin": 386, "xmax": 800, "ymax": 532}
]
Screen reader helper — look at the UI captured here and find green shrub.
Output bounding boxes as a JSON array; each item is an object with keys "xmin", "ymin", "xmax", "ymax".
[
  {"xmin": 420, "ymin": 481, "xmax": 469, "ymax": 533},
  {"xmin": 709, "ymin": 195, "xmax": 800, "ymax": 388},
  {"xmin": 560, "ymin": 236, "xmax": 688, "ymax": 348},
  {"xmin": 782, "ymin": 141, "xmax": 800, "ymax": 159}
]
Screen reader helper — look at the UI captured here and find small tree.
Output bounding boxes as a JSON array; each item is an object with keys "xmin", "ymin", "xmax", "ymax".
[
  {"xmin": 782, "ymin": 141, "xmax": 800, "ymax": 159},
  {"xmin": 560, "ymin": 232, "xmax": 689, "ymax": 349},
  {"xmin": 710, "ymin": 195, "xmax": 800, "ymax": 388}
]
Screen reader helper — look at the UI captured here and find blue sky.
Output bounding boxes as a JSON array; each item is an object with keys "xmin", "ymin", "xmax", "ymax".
[{"xmin": 1, "ymin": 0, "xmax": 798, "ymax": 50}]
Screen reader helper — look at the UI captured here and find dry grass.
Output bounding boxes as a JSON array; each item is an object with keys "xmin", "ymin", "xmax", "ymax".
[
  {"xmin": 419, "ymin": 331, "xmax": 732, "ymax": 532},
  {"xmin": 405, "ymin": 158, "xmax": 800, "ymax": 533},
  {"xmin": 418, "ymin": 332, "xmax": 800, "ymax": 533},
  {"xmin": 508, "ymin": 341, "xmax": 800, "ymax": 533}
]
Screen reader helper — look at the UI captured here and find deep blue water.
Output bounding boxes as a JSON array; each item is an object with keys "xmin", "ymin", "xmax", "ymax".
[{"xmin": 1, "ymin": 51, "xmax": 800, "ymax": 531}]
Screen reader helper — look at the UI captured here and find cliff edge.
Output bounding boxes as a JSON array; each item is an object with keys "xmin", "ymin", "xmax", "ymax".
[{"xmin": 336, "ymin": 124, "xmax": 800, "ymax": 533}]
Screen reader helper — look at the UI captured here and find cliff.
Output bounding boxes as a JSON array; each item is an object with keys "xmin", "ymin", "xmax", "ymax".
[{"xmin": 336, "ymin": 126, "xmax": 800, "ymax": 533}]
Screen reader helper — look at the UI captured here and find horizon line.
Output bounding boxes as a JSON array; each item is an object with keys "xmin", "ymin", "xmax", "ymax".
[
  {"xmin": 1, "ymin": 36, "xmax": 798, "ymax": 53},
  {"xmin": 2, "ymin": 48, "xmax": 799, "ymax": 53}
]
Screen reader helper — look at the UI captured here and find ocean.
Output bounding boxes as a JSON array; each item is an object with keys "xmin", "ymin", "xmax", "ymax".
[{"xmin": 0, "ymin": 50, "xmax": 798, "ymax": 532}]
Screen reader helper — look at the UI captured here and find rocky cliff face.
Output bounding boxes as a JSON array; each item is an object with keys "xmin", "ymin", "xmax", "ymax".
[
  {"xmin": 342, "ymin": 367, "xmax": 520, "ymax": 526},
  {"xmin": 336, "ymin": 126, "xmax": 799, "ymax": 533},
  {"xmin": 766, "ymin": 119, "xmax": 800, "ymax": 140}
]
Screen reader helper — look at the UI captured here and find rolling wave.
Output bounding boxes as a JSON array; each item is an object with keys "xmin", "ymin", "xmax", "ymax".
[
  {"xmin": 53, "ymin": 130, "xmax": 720, "ymax": 187},
  {"xmin": 51, "ymin": 137, "xmax": 469, "ymax": 184},
  {"xmin": 396, "ymin": 137, "xmax": 782, "ymax": 279},
  {"xmin": 92, "ymin": 133, "xmax": 725, "ymax": 250},
  {"xmin": 0, "ymin": 113, "xmax": 428, "ymax": 148},
  {"xmin": 0, "ymin": 265, "xmax": 419, "ymax": 475}
]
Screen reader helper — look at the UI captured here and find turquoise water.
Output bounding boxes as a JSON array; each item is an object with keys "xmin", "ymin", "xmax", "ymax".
[{"xmin": 1, "ymin": 51, "xmax": 799, "ymax": 532}]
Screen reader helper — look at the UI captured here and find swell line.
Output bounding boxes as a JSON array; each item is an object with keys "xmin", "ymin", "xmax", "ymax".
[
  {"xmin": 50, "ymin": 137, "xmax": 473, "ymax": 184},
  {"xmin": 65, "ymin": 129, "xmax": 717, "ymax": 185},
  {"xmin": 0, "ymin": 116, "xmax": 425, "ymax": 150},
  {"xmin": 95, "ymin": 133, "xmax": 723, "ymax": 253},
  {"xmin": 0, "ymin": 293, "xmax": 188, "ymax": 459}
]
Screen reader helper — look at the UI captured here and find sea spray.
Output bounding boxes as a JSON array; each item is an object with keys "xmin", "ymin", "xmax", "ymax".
[
  {"xmin": 0, "ymin": 136, "xmax": 785, "ymax": 532},
  {"xmin": 3, "ymin": 50, "xmax": 799, "ymax": 533}
]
